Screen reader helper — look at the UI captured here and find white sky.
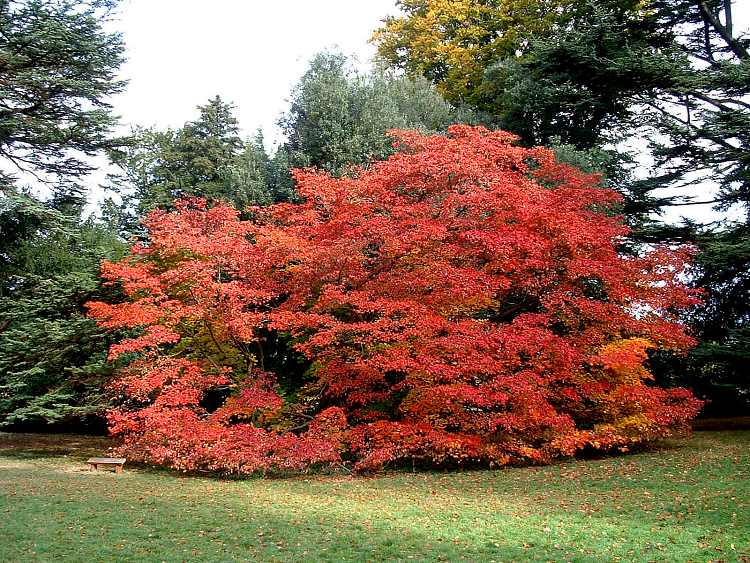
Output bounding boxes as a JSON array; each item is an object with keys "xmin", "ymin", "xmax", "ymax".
[
  {"xmin": 109, "ymin": 0, "xmax": 399, "ymax": 147},
  {"xmin": 98, "ymin": 0, "xmax": 748, "ymax": 225}
]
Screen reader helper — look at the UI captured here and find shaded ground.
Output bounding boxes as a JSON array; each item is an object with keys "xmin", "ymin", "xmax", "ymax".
[
  {"xmin": 0, "ymin": 431, "xmax": 748, "ymax": 562},
  {"xmin": 693, "ymin": 416, "xmax": 750, "ymax": 430},
  {"xmin": 0, "ymin": 432, "xmax": 112, "ymax": 459}
]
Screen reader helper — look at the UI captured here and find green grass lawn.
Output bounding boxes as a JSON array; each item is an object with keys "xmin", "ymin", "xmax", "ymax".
[{"xmin": 0, "ymin": 431, "xmax": 748, "ymax": 562}]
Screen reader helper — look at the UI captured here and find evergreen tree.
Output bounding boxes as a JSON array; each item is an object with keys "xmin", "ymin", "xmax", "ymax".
[
  {"xmin": 278, "ymin": 52, "xmax": 482, "ymax": 178},
  {"xmin": 482, "ymin": 1, "xmax": 749, "ymax": 217},
  {"xmin": 0, "ymin": 189, "xmax": 126, "ymax": 428},
  {"xmin": 112, "ymin": 97, "xmax": 274, "ymax": 216},
  {"xmin": 227, "ymin": 130, "xmax": 273, "ymax": 207},
  {"xmin": 267, "ymin": 146, "xmax": 297, "ymax": 203},
  {"xmin": 0, "ymin": 0, "xmax": 126, "ymax": 191},
  {"xmin": 0, "ymin": 0, "xmax": 128, "ymax": 428},
  {"xmin": 683, "ymin": 224, "xmax": 750, "ymax": 414}
]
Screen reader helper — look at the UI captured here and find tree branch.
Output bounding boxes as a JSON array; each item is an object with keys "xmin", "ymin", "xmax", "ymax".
[
  {"xmin": 723, "ymin": 0, "xmax": 733, "ymax": 38},
  {"xmin": 667, "ymin": 198, "xmax": 724, "ymax": 206},
  {"xmin": 673, "ymin": 90, "xmax": 750, "ymax": 113},
  {"xmin": 697, "ymin": 1, "xmax": 748, "ymax": 60},
  {"xmin": 643, "ymin": 100, "xmax": 739, "ymax": 151}
]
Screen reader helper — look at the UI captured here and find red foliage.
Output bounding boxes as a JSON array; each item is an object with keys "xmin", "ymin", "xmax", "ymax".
[{"xmin": 89, "ymin": 126, "xmax": 702, "ymax": 473}]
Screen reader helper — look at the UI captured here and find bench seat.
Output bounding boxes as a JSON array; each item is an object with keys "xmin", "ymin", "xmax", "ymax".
[{"xmin": 86, "ymin": 457, "xmax": 126, "ymax": 473}]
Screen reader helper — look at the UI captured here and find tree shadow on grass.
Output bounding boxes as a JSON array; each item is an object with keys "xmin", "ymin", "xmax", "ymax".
[
  {"xmin": 4, "ymin": 461, "xmax": 740, "ymax": 563},
  {"xmin": 0, "ymin": 432, "xmax": 112, "ymax": 460},
  {"xmin": 0, "ymin": 470, "xmax": 595, "ymax": 562}
]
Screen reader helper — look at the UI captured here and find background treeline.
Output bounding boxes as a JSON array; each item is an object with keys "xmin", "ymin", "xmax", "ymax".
[{"xmin": 0, "ymin": 0, "xmax": 746, "ymax": 431}]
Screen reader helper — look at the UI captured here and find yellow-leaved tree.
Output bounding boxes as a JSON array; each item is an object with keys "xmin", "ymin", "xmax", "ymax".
[{"xmin": 372, "ymin": 0, "xmax": 645, "ymax": 110}]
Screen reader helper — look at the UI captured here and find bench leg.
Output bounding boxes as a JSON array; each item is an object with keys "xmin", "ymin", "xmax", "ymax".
[
  {"xmin": 91, "ymin": 464, "xmax": 98, "ymax": 471},
  {"xmin": 116, "ymin": 465, "xmax": 123, "ymax": 474}
]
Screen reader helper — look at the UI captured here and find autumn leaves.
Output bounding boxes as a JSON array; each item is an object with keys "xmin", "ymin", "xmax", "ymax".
[{"xmin": 89, "ymin": 126, "xmax": 702, "ymax": 473}]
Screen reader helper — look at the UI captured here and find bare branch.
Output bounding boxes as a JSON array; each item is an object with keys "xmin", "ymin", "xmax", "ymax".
[
  {"xmin": 643, "ymin": 100, "xmax": 739, "ymax": 151},
  {"xmin": 697, "ymin": 1, "xmax": 748, "ymax": 59}
]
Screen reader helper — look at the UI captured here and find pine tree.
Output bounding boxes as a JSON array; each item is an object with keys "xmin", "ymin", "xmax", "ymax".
[
  {"xmin": 0, "ymin": 0, "xmax": 128, "ymax": 428},
  {"xmin": 0, "ymin": 190, "xmax": 126, "ymax": 428},
  {"xmin": 111, "ymin": 97, "xmax": 275, "ymax": 216},
  {"xmin": 0, "ymin": 0, "xmax": 126, "ymax": 190}
]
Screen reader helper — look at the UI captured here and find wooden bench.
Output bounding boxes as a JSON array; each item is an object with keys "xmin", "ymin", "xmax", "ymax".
[{"xmin": 87, "ymin": 457, "xmax": 126, "ymax": 473}]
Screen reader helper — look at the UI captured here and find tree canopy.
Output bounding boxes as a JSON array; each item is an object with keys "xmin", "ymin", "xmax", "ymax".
[
  {"xmin": 89, "ymin": 127, "xmax": 701, "ymax": 474},
  {"xmin": 376, "ymin": 0, "xmax": 750, "ymax": 414},
  {"xmin": 111, "ymin": 96, "xmax": 275, "ymax": 219},
  {"xmin": 114, "ymin": 53, "xmax": 483, "ymax": 219},
  {"xmin": 1, "ymin": 0, "xmax": 737, "ymax": 446},
  {"xmin": 0, "ymin": 189, "xmax": 125, "ymax": 428},
  {"xmin": 277, "ymin": 51, "xmax": 481, "ymax": 178},
  {"xmin": 374, "ymin": 1, "xmax": 750, "ymax": 213},
  {"xmin": 0, "ymin": 0, "xmax": 126, "ymax": 194},
  {"xmin": 0, "ymin": 0, "xmax": 127, "ymax": 428}
]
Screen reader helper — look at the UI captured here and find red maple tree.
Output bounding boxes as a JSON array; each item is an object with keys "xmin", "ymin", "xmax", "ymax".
[{"xmin": 88, "ymin": 126, "xmax": 702, "ymax": 473}]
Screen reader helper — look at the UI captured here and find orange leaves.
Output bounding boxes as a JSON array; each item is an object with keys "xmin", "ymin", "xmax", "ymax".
[
  {"xmin": 92, "ymin": 126, "xmax": 702, "ymax": 473},
  {"xmin": 85, "ymin": 300, "xmax": 165, "ymax": 329},
  {"xmin": 211, "ymin": 385, "xmax": 284, "ymax": 424},
  {"xmin": 593, "ymin": 338, "xmax": 653, "ymax": 384},
  {"xmin": 99, "ymin": 259, "xmax": 162, "ymax": 297}
]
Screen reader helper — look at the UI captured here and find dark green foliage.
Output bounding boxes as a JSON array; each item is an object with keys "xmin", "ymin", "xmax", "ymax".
[
  {"xmin": 483, "ymin": 0, "xmax": 749, "ymax": 216},
  {"xmin": 644, "ymin": 0, "xmax": 749, "ymax": 410},
  {"xmin": 278, "ymin": 52, "xmax": 482, "ymax": 178},
  {"xmin": 0, "ymin": 190, "xmax": 126, "ymax": 427},
  {"xmin": 644, "ymin": 1, "xmax": 750, "ymax": 214},
  {"xmin": 0, "ymin": 0, "xmax": 126, "ymax": 189},
  {"xmin": 682, "ymin": 225, "xmax": 749, "ymax": 414},
  {"xmin": 0, "ymin": 0, "xmax": 127, "ymax": 428},
  {"xmin": 483, "ymin": 2, "xmax": 664, "ymax": 149},
  {"xmin": 481, "ymin": 1, "xmax": 688, "ymax": 234},
  {"xmin": 111, "ymin": 96, "xmax": 275, "ymax": 218},
  {"xmin": 267, "ymin": 147, "xmax": 297, "ymax": 203},
  {"xmin": 231, "ymin": 130, "xmax": 274, "ymax": 207}
]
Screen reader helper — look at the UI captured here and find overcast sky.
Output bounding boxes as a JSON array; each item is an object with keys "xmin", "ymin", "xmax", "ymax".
[
  {"xmin": 109, "ymin": 0, "xmax": 398, "ymax": 146},
  {"xmin": 103, "ymin": 0, "xmax": 748, "ymax": 224}
]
